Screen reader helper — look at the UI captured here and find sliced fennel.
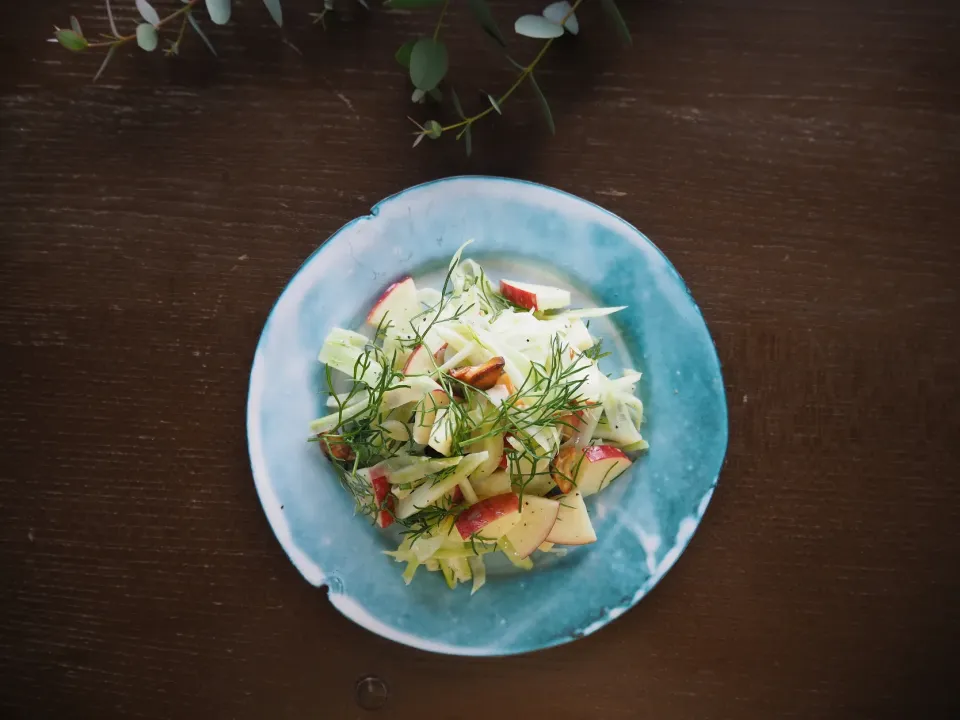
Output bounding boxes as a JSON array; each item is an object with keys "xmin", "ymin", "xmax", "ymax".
[
  {"xmin": 309, "ymin": 400, "xmax": 370, "ymax": 434},
  {"xmin": 467, "ymin": 555, "xmax": 487, "ymax": 595},
  {"xmin": 309, "ymin": 242, "xmax": 649, "ymax": 594},
  {"xmin": 395, "ymin": 451, "xmax": 488, "ymax": 519},
  {"xmin": 378, "ymin": 456, "xmax": 462, "ymax": 485},
  {"xmin": 319, "ymin": 328, "xmax": 383, "ymax": 387}
]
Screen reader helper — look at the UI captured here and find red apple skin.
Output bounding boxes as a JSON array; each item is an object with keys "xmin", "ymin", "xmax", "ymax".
[
  {"xmin": 433, "ymin": 343, "xmax": 448, "ymax": 363},
  {"xmin": 369, "ymin": 468, "xmax": 396, "ymax": 529},
  {"xmin": 450, "ymin": 486, "xmax": 464, "ymax": 505},
  {"xmin": 499, "ymin": 280, "xmax": 539, "ymax": 310},
  {"xmin": 455, "ymin": 493, "xmax": 520, "ymax": 539},
  {"xmin": 583, "ymin": 445, "xmax": 629, "ymax": 463},
  {"xmin": 366, "ymin": 276, "xmax": 414, "ymax": 324},
  {"xmin": 401, "ymin": 345, "xmax": 429, "ymax": 374}
]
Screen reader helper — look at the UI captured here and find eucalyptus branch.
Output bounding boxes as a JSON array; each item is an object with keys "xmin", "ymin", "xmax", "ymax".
[
  {"xmin": 49, "ymin": 0, "xmax": 632, "ymax": 150},
  {"xmin": 51, "ymin": 0, "xmax": 220, "ymax": 80},
  {"xmin": 164, "ymin": 14, "xmax": 191, "ymax": 57},
  {"xmin": 441, "ymin": 0, "xmax": 586, "ymax": 136},
  {"xmin": 407, "ymin": 0, "xmax": 630, "ymax": 153},
  {"xmin": 433, "ymin": 0, "xmax": 450, "ymax": 42},
  {"xmin": 87, "ymin": 1, "xmax": 201, "ymax": 49}
]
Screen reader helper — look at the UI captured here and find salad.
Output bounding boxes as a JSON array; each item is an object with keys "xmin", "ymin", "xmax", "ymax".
[{"xmin": 309, "ymin": 243, "xmax": 648, "ymax": 594}]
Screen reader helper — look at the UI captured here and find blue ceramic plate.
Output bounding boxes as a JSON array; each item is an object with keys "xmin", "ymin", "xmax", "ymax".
[{"xmin": 247, "ymin": 177, "xmax": 727, "ymax": 656}]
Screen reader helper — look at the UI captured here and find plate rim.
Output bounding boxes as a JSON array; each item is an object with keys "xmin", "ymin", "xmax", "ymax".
[{"xmin": 246, "ymin": 175, "xmax": 728, "ymax": 655}]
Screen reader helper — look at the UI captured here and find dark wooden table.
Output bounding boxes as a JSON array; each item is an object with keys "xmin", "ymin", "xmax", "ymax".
[{"xmin": 3, "ymin": 1, "xmax": 959, "ymax": 717}]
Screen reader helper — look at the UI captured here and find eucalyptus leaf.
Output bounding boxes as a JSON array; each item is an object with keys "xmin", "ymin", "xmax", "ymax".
[
  {"xmin": 487, "ymin": 94, "xmax": 502, "ymax": 114},
  {"xmin": 410, "ymin": 38, "xmax": 448, "ymax": 92},
  {"xmin": 69, "ymin": 16, "xmax": 82, "ymax": 36},
  {"xmin": 425, "ymin": 120, "xmax": 443, "ymax": 139},
  {"xmin": 188, "ymin": 12, "xmax": 218, "ymax": 56},
  {"xmin": 600, "ymin": 0, "xmax": 632, "ymax": 46},
  {"xmin": 55, "ymin": 29, "xmax": 88, "ymax": 52},
  {"xmin": 413, "ymin": 133, "xmax": 426, "ymax": 148},
  {"xmin": 412, "ymin": 88, "xmax": 426, "ymax": 104},
  {"xmin": 93, "ymin": 45, "xmax": 117, "ymax": 82},
  {"xmin": 542, "ymin": 1, "xmax": 579, "ymax": 35},
  {"xmin": 385, "ymin": 0, "xmax": 446, "ymax": 8},
  {"xmin": 528, "ymin": 73, "xmax": 555, "ymax": 134},
  {"xmin": 514, "ymin": 15, "xmax": 564, "ymax": 39},
  {"xmin": 136, "ymin": 0, "xmax": 161, "ymax": 26},
  {"xmin": 205, "ymin": 0, "xmax": 232, "ymax": 25},
  {"xmin": 428, "ymin": 88, "xmax": 443, "ymax": 103},
  {"xmin": 136, "ymin": 23, "xmax": 158, "ymax": 52},
  {"xmin": 467, "ymin": 0, "xmax": 505, "ymax": 47},
  {"xmin": 262, "ymin": 0, "xmax": 283, "ymax": 27},
  {"xmin": 395, "ymin": 40, "xmax": 416, "ymax": 69}
]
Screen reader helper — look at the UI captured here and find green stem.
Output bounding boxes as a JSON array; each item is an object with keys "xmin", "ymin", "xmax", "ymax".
[
  {"xmin": 433, "ymin": 0, "xmax": 450, "ymax": 42},
  {"xmin": 172, "ymin": 13, "xmax": 189, "ymax": 51},
  {"xmin": 86, "ymin": 0, "xmax": 202, "ymax": 49},
  {"xmin": 441, "ymin": 0, "xmax": 586, "ymax": 133}
]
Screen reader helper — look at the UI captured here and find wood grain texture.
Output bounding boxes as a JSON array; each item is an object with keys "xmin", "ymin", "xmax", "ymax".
[{"xmin": 2, "ymin": 0, "xmax": 958, "ymax": 717}]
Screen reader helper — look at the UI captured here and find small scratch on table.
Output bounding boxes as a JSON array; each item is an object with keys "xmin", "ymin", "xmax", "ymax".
[
  {"xmin": 596, "ymin": 189, "xmax": 628, "ymax": 198},
  {"xmin": 335, "ymin": 92, "xmax": 359, "ymax": 119}
]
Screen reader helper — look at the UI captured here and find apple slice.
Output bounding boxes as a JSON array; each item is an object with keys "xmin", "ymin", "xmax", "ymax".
[
  {"xmin": 367, "ymin": 276, "xmax": 420, "ymax": 328},
  {"xmin": 499, "ymin": 279, "xmax": 571, "ymax": 311},
  {"xmin": 433, "ymin": 343, "xmax": 448, "ymax": 364},
  {"xmin": 396, "ymin": 451, "xmax": 488, "ymax": 519},
  {"xmin": 368, "ymin": 466, "xmax": 396, "ymax": 529},
  {"xmin": 546, "ymin": 490, "xmax": 597, "ymax": 545},
  {"xmin": 577, "ymin": 445, "xmax": 632, "ymax": 496},
  {"xmin": 402, "ymin": 344, "xmax": 435, "ymax": 375},
  {"xmin": 455, "ymin": 493, "xmax": 522, "ymax": 540},
  {"xmin": 471, "ymin": 469, "xmax": 512, "ymax": 499},
  {"xmin": 466, "ymin": 433, "xmax": 504, "ymax": 483},
  {"xmin": 503, "ymin": 496, "xmax": 560, "ymax": 558},
  {"xmin": 412, "ymin": 389, "xmax": 450, "ymax": 445}
]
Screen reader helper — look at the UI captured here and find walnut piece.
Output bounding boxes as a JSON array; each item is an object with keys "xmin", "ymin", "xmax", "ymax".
[
  {"xmin": 551, "ymin": 445, "xmax": 579, "ymax": 494},
  {"xmin": 448, "ymin": 356, "xmax": 506, "ymax": 391},
  {"xmin": 318, "ymin": 434, "xmax": 355, "ymax": 463}
]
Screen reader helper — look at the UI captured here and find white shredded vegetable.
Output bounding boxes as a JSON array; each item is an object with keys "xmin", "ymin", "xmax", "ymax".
[{"xmin": 309, "ymin": 243, "xmax": 648, "ymax": 594}]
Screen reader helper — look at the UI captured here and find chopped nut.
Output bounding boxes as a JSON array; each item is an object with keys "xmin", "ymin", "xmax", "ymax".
[
  {"xmin": 449, "ymin": 356, "xmax": 506, "ymax": 391},
  {"xmin": 497, "ymin": 372, "xmax": 517, "ymax": 396},
  {"xmin": 318, "ymin": 434, "xmax": 355, "ymax": 463},
  {"xmin": 551, "ymin": 445, "xmax": 580, "ymax": 494}
]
